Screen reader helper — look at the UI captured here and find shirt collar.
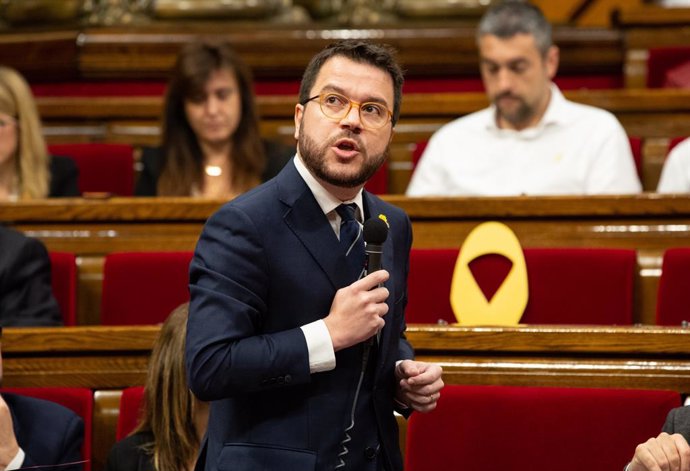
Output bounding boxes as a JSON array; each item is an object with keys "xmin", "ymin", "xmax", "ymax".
[{"xmin": 293, "ymin": 153, "xmax": 364, "ymax": 220}]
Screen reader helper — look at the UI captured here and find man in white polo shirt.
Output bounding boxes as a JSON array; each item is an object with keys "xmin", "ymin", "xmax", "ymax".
[{"xmin": 406, "ymin": 2, "xmax": 641, "ymax": 197}]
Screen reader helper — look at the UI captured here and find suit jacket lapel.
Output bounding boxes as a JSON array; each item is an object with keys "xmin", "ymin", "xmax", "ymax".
[{"xmin": 277, "ymin": 162, "xmax": 355, "ymax": 290}]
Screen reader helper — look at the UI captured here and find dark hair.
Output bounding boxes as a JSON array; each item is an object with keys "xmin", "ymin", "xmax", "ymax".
[
  {"xmin": 477, "ymin": 1, "xmax": 552, "ymax": 56},
  {"xmin": 158, "ymin": 40, "xmax": 264, "ymax": 196},
  {"xmin": 298, "ymin": 40, "xmax": 404, "ymax": 126}
]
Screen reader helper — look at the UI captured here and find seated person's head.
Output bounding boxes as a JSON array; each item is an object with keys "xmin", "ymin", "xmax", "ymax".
[
  {"xmin": 0, "ymin": 67, "xmax": 51, "ymax": 200},
  {"xmin": 158, "ymin": 40, "xmax": 265, "ymax": 197},
  {"xmin": 475, "ymin": 2, "xmax": 559, "ymax": 130}
]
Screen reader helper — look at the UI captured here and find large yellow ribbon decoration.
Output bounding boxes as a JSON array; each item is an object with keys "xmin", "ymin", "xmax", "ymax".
[{"xmin": 450, "ymin": 221, "xmax": 528, "ymax": 325}]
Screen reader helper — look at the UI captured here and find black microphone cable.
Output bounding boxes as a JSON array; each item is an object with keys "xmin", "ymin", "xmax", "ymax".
[{"xmin": 335, "ymin": 218, "xmax": 389, "ymax": 470}]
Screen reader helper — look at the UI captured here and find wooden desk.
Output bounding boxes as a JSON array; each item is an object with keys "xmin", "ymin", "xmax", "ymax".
[
  {"xmin": 3, "ymin": 194, "xmax": 690, "ymax": 325},
  {"xmin": 4, "ymin": 324, "xmax": 690, "ymax": 469},
  {"xmin": 6, "ymin": 324, "xmax": 689, "ymax": 391}
]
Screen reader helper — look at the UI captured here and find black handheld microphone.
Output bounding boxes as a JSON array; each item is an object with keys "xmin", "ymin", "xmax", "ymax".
[{"xmin": 363, "ymin": 217, "xmax": 388, "ymax": 276}]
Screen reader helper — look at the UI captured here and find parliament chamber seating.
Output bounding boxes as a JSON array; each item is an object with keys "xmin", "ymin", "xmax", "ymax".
[
  {"xmin": 647, "ymin": 47, "xmax": 690, "ymax": 89},
  {"xmin": 656, "ymin": 248, "xmax": 690, "ymax": 326},
  {"xmin": 49, "ymin": 252, "xmax": 77, "ymax": 326},
  {"xmin": 406, "ymin": 247, "xmax": 636, "ymax": 325},
  {"xmin": 0, "ymin": 387, "xmax": 94, "ymax": 471},
  {"xmin": 364, "ymin": 160, "xmax": 388, "ymax": 194},
  {"xmin": 115, "ymin": 385, "xmax": 145, "ymax": 441},
  {"xmin": 100, "ymin": 251, "xmax": 193, "ymax": 325},
  {"xmin": 47, "ymin": 143, "xmax": 135, "ymax": 196},
  {"xmin": 404, "ymin": 384, "xmax": 681, "ymax": 471},
  {"xmin": 669, "ymin": 136, "xmax": 688, "ymax": 153}
]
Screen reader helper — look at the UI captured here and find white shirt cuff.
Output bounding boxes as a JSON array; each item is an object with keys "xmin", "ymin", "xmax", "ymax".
[
  {"xmin": 301, "ymin": 320, "xmax": 336, "ymax": 373},
  {"xmin": 5, "ymin": 447, "xmax": 24, "ymax": 470}
]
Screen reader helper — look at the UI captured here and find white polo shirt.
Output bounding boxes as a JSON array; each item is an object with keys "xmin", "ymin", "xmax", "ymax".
[
  {"xmin": 406, "ymin": 84, "xmax": 642, "ymax": 196},
  {"xmin": 657, "ymin": 137, "xmax": 690, "ymax": 193}
]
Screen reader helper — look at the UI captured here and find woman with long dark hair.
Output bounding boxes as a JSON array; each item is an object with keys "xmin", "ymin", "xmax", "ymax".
[{"xmin": 136, "ymin": 40, "xmax": 291, "ymax": 198}]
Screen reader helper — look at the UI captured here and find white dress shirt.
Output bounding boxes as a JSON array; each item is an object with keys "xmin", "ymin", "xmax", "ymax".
[
  {"xmin": 657, "ymin": 137, "xmax": 690, "ymax": 193},
  {"xmin": 293, "ymin": 154, "xmax": 364, "ymax": 373},
  {"xmin": 406, "ymin": 84, "xmax": 642, "ymax": 196}
]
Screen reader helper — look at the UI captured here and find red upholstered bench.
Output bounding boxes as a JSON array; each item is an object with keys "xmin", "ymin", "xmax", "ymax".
[
  {"xmin": 406, "ymin": 247, "xmax": 636, "ymax": 325},
  {"xmin": 48, "ymin": 252, "xmax": 77, "ymax": 326},
  {"xmin": 647, "ymin": 47, "xmax": 690, "ymax": 88},
  {"xmin": 100, "ymin": 252, "xmax": 193, "ymax": 325},
  {"xmin": 405, "ymin": 384, "xmax": 680, "ymax": 471},
  {"xmin": 47, "ymin": 143, "xmax": 135, "ymax": 196},
  {"xmin": 116, "ymin": 386, "xmax": 145, "ymax": 440},
  {"xmin": 657, "ymin": 248, "xmax": 690, "ymax": 326}
]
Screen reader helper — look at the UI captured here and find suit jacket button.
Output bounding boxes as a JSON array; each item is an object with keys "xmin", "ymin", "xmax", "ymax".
[
  {"xmin": 284, "ymin": 374, "xmax": 292, "ymax": 384},
  {"xmin": 364, "ymin": 447, "xmax": 377, "ymax": 460}
]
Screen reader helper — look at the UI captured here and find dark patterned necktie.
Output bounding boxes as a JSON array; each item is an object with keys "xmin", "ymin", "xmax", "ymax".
[{"xmin": 336, "ymin": 203, "xmax": 365, "ymax": 279}]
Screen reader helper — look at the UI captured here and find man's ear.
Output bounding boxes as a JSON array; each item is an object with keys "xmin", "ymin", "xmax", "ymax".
[
  {"xmin": 545, "ymin": 45, "xmax": 559, "ymax": 80},
  {"xmin": 294, "ymin": 104, "xmax": 304, "ymax": 140}
]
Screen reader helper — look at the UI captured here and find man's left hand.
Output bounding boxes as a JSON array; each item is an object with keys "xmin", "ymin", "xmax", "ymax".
[{"xmin": 395, "ymin": 360, "xmax": 444, "ymax": 413}]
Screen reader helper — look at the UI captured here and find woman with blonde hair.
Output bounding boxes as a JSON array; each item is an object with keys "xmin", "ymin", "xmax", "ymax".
[
  {"xmin": 104, "ymin": 303, "xmax": 208, "ymax": 471},
  {"xmin": 135, "ymin": 39, "xmax": 292, "ymax": 199},
  {"xmin": 0, "ymin": 67, "xmax": 78, "ymax": 200}
]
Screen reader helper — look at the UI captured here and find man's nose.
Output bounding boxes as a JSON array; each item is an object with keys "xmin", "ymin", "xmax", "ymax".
[
  {"xmin": 339, "ymin": 104, "xmax": 363, "ymax": 132},
  {"xmin": 496, "ymin": 68, "xmax": 514, "ymax": 93}
]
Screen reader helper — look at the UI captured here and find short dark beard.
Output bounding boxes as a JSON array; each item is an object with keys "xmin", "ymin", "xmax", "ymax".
[
  {"xmin": 494, "ymin": 92, "xmax": 535, "ymax": 128},
  {"xmin": 298, "ymin": 128, "xmax": 388, "ymax": 188}
]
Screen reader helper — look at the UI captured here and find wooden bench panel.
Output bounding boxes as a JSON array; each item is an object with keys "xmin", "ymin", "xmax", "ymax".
[
  {"xmin": 4, "ymin": 325, "xmax": 690, "ymax": 468},
  {"xmin": 3, "ymin": 195, "xmax": 690, "ymax": 324}
]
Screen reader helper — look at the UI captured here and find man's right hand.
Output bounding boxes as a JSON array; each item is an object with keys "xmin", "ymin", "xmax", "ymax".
[
  {"xmin": 629, "ymin": 432, "xmax": 690, "ymax": 471},
  {"xmin": 324, "ymin": 270, "xmax": 390, "ymax": 351},
  {"xmin": 0, "ymin": 395, "xmax": 19, "ymax": 468}
]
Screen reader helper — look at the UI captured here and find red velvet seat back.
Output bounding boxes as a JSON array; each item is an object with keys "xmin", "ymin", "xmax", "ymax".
[
  {"xmin": 628, "ymin": 135, "xmax": 643, "ymax": 182},
  {"xmin": 669, "ymin": 136, "xmax": 688, "ymax": 154},
  {"xmin": 116, "ymin": 386, "xmax": 145, "ymax": 440},
  {"xmin": 364, "ymin": 160, "xmax": 388, "ymax": 194},
  {"xmin": 406, "ymin": 247, "xmax": 636, "ymax": 325},
  {"xmin": 405, "ymin": 384, "xmax": 680, "ymax": 471},
  {"xmin": 656, "ymin": 248, "xmax": 690, "ymax": 325},
  {"xmin": 47, "ymin": 143, "xmax": 135, "ymax": 196},
  {"xmin": 49, "ymin": 252, "xmax": 77, "ymax": 326},
  {"xmin": 647, "ymin": 47, "xmax": 690, "ymax": 88},
  {"xmin": 0, "ymin": 387, "xmax": 94, "ymax": 471},
  {"xmin": 100, "ymin": 252, "xmax": 193, "ymax": 325}
]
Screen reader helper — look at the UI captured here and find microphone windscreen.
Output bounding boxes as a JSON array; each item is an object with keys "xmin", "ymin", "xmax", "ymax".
[{"xmin": 363, "ymin": 218, "xmax": 389, "ymax": 245}]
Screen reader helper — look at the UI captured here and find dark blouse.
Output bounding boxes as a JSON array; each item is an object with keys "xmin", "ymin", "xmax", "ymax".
[
  {"xmin": 49, "ymin": 155, "xmax": 80, "ymax": 197},
  {"xmin": 134, "ymin": 140, "xmax": 294, "ymax": 196},
  {"xmin": 103, "ymin": 431, "xmax": 155, "ymax": 471}
]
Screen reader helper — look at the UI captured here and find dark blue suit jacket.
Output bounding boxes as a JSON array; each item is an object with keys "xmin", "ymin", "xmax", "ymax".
[
  {"xmin": 0, "ymin": 226, "xmax": 63, "ymax": 326},
  {"xmin": 187, "ymin": 160, "xmax": 414, "ymax": 471},
  {"xmin": 3, "ymin": 393, "xmax": 84, "ymax": 470}
]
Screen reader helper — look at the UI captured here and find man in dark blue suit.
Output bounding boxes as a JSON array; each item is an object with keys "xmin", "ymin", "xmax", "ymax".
[
  {"xmin": 186, "ymin": 40, "xmax": 444, "ymax": 471},
  {"xmin": 0, "ymin": 226, "xmax": 63, "ymax": 326},
  {"xmin": 0, "ymin": 327, "xmax": 84, "ymax": 469}
]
